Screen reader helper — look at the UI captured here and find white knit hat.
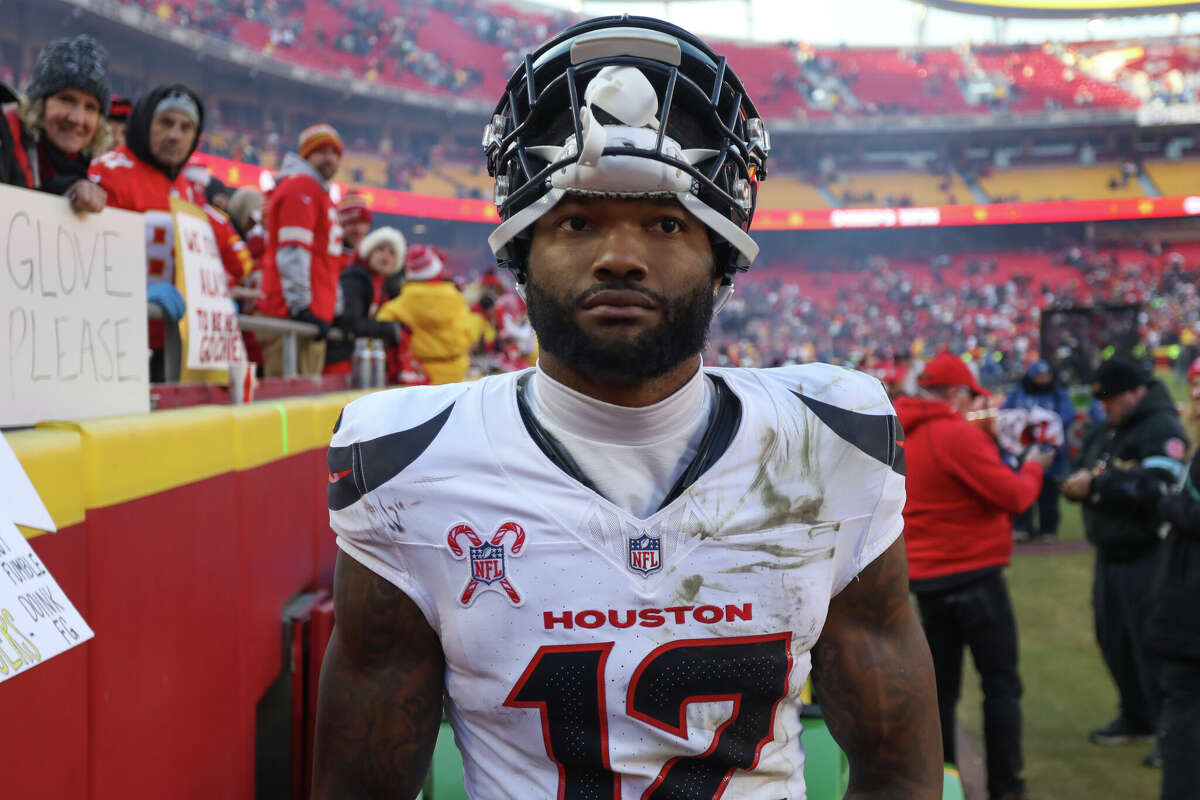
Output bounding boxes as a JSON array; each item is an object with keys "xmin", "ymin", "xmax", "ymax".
[{"xmin": 357, "ymin": 226, "xmax": 407, "ymax": 267}]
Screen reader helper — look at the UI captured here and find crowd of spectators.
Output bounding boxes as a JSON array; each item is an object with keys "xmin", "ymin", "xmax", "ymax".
[
  {"xmin": 707, "ymin": 240, "xmax": 1200, "ymax": 391},
  {"xmin": 110, "ymin": 0, "xmax": 1200, "ymax": 123}
]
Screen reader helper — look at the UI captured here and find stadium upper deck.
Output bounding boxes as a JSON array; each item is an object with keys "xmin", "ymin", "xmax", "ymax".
[{"xmin": 110, "ymin": 0, "xmax": 1200, "ymax": 121}]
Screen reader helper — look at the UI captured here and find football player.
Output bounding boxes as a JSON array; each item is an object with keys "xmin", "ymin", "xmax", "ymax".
[{"xmin": 315, "ymin": 16, "xmax": 940, "ymax": 800}]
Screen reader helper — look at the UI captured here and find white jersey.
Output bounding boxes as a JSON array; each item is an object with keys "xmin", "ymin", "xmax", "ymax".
[{"xmin": 328, "ymin": 364, "xmax": 906, "ymax": 800}]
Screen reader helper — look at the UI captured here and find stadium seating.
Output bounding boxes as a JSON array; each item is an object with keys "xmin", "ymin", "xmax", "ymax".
[
  {"xmin": 756, "ymin": 177, "xmax": 829, "ymax": 210},
  {"xmin": 826, "ymin": 170, "xmax": 971, "ymax": 207},
  {"xmin": 817, "ymin": 48, "xmax": 972, "ymax": 114},
  {"xmin": 137, "ymin": 0, "xmax": 1193, "ymax": 122},
  {"xmin": 340, "ymin": 151, "xmax": 390, "ymax": 187},
  {"xmin": 408, "ymin": 169, "xmax": 459, "ymax": 197},
  {"xmin": 436, "ymin": 163, "xmax": 495, "ymax": 199},
  {"xmin": 1144, "ymin": 160, "xmax": 1200, "ymax": 197},
  {"xmin": 978, "ymin": 164, "xmax": 1146, "ymax": 202},
  {"xmin": 973, "ymin": 47, "xmax": 1139, "ymax": 112}
]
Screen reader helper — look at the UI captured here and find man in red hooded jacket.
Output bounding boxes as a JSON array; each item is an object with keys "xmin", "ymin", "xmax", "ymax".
[{"xmin": 894, "ymin": 352, "xmax": 1053, "ymax": 800}]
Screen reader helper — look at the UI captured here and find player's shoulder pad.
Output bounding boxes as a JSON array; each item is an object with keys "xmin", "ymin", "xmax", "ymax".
[
  {"xmin": 762, "ymin": 363, "xmax": 904, "ymax": 474},
  {"xmin": 327, "ymin": 382, "xmax": 474, "ymax": 511}
]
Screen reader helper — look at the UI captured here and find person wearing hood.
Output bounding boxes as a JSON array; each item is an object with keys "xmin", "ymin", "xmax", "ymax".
[
  {"xmin": 257, "ymin": 123, "xmax": 345, "ymax": 376},
  {"xmin": 1063, "ymin": 358, "xmax": 1189, "ymax": 763},
  {"xmin": 1002, "ymin": 360, "xmax": 1078, "ymax": 541},
  {"xmin": 324, "ymin": 226, "xmax": 410, "ymax": 375},
  {"xmin": 2, "ymin": 34, "xmax": 111, "ymax": 213},
  {"xmin": 894, "ymin": 352, "xmax": 1053, "ymax": 800},
  {"xmin": 89, "ymin": 84, "xmax": 204, "ymax": 380},
  {"xmin": 375, "ymin": 244, "xmax": 473, "ymax": 385}
]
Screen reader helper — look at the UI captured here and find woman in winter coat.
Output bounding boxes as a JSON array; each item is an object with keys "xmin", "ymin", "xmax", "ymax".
[
  {"xmin": 1, "ymin": 35, "xmax": 110, "ymax": 212},
  {"xmin": 324, "ymin": 226, "xmax": 412, "ymax": 376},
  {"xmin": 376, "ymin": 244, "xmax": 475, "ymax": 385}
]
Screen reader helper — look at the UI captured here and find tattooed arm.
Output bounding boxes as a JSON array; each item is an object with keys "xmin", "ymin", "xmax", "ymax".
[
  {"xmin": 312, "ymin": 552, "xmax": 445, "ymax": 799},
  {"xmin": 811, "ymin": 537, "xmax": 942, "ymax": 800}
]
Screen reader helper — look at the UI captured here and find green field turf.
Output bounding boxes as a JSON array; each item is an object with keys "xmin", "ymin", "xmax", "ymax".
[{"xmin": 955, "ymin": 513, "xmax": 1161, "ymax": 800}]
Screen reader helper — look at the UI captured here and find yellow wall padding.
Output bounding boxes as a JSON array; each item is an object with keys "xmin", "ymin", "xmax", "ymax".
[
  {"xmin": 41, "ymin": 406, "xmax": 237, "ymax": 510},
  {"xmin": 6, "ymin": 428, "xmax": 86, "ymax": 538},
  {"xmin": 230, "ymin": 402, "xmax": 290, "ymax": 471},
  {"xmin": 24, "ymin": 390, "xmax": 382, "ymax": 512}
]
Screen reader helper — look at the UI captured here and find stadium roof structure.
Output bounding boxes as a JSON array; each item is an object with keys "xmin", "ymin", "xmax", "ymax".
[{"xmin": 916, "ymin": 0, "xmax": 1200, "ymax": 17}]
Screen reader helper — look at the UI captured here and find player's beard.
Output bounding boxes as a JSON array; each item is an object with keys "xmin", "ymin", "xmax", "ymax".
[{"xmin": 525, "ymin": 277, "xmax": 714, "ymax": 382}]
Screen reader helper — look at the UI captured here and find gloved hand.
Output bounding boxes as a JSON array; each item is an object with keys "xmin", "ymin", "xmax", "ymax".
[
  {"xmin": 147, "ymin": 282, "xmax": 186, "ymax": 322},
  {"xmin": 294, "ymin": 307, "xmax": 330, "ymax": 341}
]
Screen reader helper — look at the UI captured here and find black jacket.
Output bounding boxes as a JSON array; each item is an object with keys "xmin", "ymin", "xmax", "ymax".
[
  {"xmin": 326, "ymin": 262, "xmax": 403, "ymax": 366},
  {"xmin": 0, "ymin": 85, "xmax": 20, "ymax": 187},
  {"xmin": 1146, "ymin": 451, "xmax": 1200, "ymax": 659},
  {"xmin": 1075, "ymin": 381, "xmax": 1189, "ymax": 561}
]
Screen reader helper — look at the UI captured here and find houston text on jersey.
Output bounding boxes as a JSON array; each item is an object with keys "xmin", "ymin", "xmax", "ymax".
[{"xmin": 542, "ymin": 603, "xmax": 753, "ymax": 630}]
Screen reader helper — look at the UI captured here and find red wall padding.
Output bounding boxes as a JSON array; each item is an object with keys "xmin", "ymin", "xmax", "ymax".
[
  {"xmin": 0, "ymin": 522, "xmax": 90, "ymax": 799},
  {"xmin": 86, "ymin": 475, "xmax": 248, "ymax": 798},
  {"xmin": 0, "ymin": 453, "xmax": 335, "ymax": 800}
]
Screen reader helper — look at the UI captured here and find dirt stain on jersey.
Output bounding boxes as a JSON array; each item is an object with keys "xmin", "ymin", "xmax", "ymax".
[
  {"xmin": 719, "ymin": 548, "xmax": 836, "ymax": 574},
  {"xmin": 679, "ymin": 574, "xmax": 704, "ymax": 603},
  {"xmin": 726, "ymin": 542, "xmax": 820, "ymax": 559}
]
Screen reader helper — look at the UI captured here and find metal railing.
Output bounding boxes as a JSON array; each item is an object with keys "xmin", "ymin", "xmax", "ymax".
[{"xmin": 147, "ymin": 305, "xmax": 344, "ymax": 382}]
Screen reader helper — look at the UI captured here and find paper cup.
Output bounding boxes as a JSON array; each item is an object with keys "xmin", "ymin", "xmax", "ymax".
[{"xmin": 229, "ymin": 361, "xmax": 257, "ymax": 404}]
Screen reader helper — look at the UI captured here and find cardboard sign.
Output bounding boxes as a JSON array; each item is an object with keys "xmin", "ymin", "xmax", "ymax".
[
  {"xmin": 171, "ymin": 199, "xmax": 245, "ymax": 371},
  {"xmin": 0, "ymin": 434, "xmax": 54, "ymax": 532},
  {"xmin": 0, "ymin": 510, "xmax": 93, "ymax": 682},
  {"xmin": 0, "ymin": 432, "xmax": 92, "ymax": 683},
  {"xmin": 0, "ymin": 184, "xmax": 149, "ymax": 427}
]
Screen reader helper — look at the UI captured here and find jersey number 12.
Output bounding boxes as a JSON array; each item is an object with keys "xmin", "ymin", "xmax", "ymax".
[{"xmin": 505, "ymin": 632, "xmax": 793, "ymax": 800}]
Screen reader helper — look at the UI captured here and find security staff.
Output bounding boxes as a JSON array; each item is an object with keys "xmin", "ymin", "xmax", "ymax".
[
  {"xmin": 1146, "ymin": 448, "xmax": 1200, "ymax": 800},
  {"xmin": 1062, "ymin": 358, "xmax": 1189, "ymax": 763}
]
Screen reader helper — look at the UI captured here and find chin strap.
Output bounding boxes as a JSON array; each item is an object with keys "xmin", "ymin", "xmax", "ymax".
[{"xmin": 713, "ymin": 282, "xmax": 734, "ymax": 315}]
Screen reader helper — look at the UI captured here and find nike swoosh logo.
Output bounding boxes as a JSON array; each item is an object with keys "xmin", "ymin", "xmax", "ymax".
[{"xmin": 328, "ymin": 468, "xmax": 353, "ymax": 483}]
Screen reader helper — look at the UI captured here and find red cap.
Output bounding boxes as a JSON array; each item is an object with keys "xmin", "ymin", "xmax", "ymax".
[
  {"xmin": 917, "ymin": 352, "xmax": 992, "ymax": 397},
  {"xmin": 1189, "ymin": 356, "xmax": 1200, "ymax": 385},
  {"xmin": 338, "ymin": 191, "xmax": 372, "ymax": 225},
  {"xmin": 109, "ymin": 94, "xmax": 132, "ymax": 121}
]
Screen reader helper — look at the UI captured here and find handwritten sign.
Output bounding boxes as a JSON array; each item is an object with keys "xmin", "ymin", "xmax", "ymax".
[
  {"xmin": 172, "ymin": 199, "xmax": 245, "ymax": 371},
  {"xmin": 0, "ymin": 510, "xmax": 93, "ymax": 682},
  {"xmin": 0, "ymin": 184, "xmax": 148, "ymax": 427}
]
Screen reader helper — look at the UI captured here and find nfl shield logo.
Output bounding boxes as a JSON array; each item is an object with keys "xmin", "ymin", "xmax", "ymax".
[
  {"xmin": 469, "ymin": 543, "xmax": 505, "ymax": 584},
  {"xmin": 628, "ymin": 533, "xmax": 662, "ymax": 576}
]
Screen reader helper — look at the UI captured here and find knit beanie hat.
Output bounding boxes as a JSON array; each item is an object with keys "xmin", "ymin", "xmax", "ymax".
[
  {"xmin": 299, "ymin": 123, "xmax": 343, "ymax": 159},
  {"xmin": 338, "ymin": 191, "xmax": 372, "ymax": 225},
  {"xmin": 27, "ymin": 35, "xmax": 111, "ymax": 115},
  {"xmin": 358, "ymin": 226, "xmax": 407, "ymax": 266},
  {"xmin": 405, "ymin": 244, "xmax": 445, "ymax": 281}
]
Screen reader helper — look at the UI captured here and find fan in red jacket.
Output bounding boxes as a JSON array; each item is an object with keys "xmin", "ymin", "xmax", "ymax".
[
  {"xmin": 894, "ymin": 352, "xmax": 1053, "ymax": 800},
  {"xmin": 256, "ymin": 123, "xmax": 344, "ymax": 376},
  {"xmin": 88, "ymin": 84, "xmax": 202, "ymax": 381}
]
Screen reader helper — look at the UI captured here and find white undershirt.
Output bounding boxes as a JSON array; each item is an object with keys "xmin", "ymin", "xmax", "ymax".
[{"xmin": 527, "ymin": 364, "xmax": 715, "ymax": 518}]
